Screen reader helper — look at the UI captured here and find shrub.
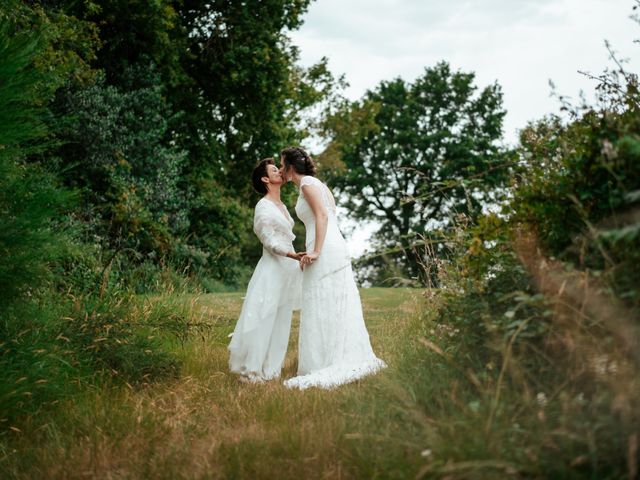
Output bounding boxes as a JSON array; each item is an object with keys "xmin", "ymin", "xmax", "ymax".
[{"xmin": 404, "ymin": 46, "xmax": 640, "ymax": 478}]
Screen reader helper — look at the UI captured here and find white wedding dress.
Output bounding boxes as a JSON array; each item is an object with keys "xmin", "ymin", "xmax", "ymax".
[
  {"xmin": 284, "ymin": 176, "xmax": 386, "ymax": 389},
  {"xmin": 228, "ymin": 198, "xmax": 301, "ymax": 381}
]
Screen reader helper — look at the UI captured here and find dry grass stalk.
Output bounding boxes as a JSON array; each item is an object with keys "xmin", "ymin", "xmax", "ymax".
[{"xmin": 513, "ymin": 229, "xmax": 640, "ymax": 366}]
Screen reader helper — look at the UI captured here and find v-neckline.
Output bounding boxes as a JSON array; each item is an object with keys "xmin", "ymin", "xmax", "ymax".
[{"xmin": 262, "ymin": 198, "xmax": 290, "ymax": 223}]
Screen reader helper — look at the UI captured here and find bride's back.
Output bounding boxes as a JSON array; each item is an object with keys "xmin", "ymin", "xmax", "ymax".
[
  {"xmin": 295, "ymin": 175, "xmax": 351, "ymax": 267},
  {"xmin": 295, "ymin": 175, "xmax": 337, "ymax": 227}
]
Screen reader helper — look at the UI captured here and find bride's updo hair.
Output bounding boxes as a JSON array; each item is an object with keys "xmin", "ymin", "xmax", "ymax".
[
  {"xmin": 280, "ymin": 146, "xmax": 317, "ymax": 176},
  {"xmin": 252, "ymin": 157, "xmax": 275, "ymax": 195}
]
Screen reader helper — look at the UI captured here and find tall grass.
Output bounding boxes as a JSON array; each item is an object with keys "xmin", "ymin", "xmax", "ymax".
[
  {"xmin": 1, "ymin": 278, "xmax": 635, "ymax": 478},
  {"xmin": 0, "ymin": 288, "xmax": 419, "ymax": 479},
  {"xmin": 376, "ymin": 228, "xmax": 640, "ymax": 479}
]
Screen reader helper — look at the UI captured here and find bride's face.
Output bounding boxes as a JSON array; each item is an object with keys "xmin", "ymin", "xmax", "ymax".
[
  {"xmin": 279, "ymin": 157, "xmax": 291, "ymax": 182},
  {"xmin": 265, "ymin": 163, "xmax": 284, "ymax": 187}
]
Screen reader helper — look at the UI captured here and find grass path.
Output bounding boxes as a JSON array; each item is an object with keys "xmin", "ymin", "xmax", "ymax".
[{"xmin": 5, "ymin": 288, "xmax": 423, "ymax": 479}]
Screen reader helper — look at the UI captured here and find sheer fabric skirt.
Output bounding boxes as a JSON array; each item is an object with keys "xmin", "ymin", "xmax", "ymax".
[{"xmin": 284, "ymin": 223, "xmax": 386, "ymax": 389}]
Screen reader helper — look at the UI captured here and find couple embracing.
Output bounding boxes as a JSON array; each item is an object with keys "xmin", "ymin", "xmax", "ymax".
[{"xmin": 228, "ymin": 147, "xmax": 386, "ymax": 390}]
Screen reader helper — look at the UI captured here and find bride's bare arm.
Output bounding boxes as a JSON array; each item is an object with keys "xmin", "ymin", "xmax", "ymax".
[{"xmin": 302, "ymin": 184, "xmax": 328, "ymax": 257}]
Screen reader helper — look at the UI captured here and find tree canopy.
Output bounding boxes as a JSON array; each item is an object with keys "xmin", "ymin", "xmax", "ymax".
[
  {"xmin": 2, "ymin": 0, "xmax": 342, "ymax": 287},
  {"xmin": 322, "ymin": 62, "xmax": 508, "ymax": 283}
]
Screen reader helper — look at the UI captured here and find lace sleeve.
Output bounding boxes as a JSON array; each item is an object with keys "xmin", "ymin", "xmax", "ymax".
[
  {"xmin": 253, "ymin": 203, "xmax": 291, "ymax": 257},
  {"xmin": 300, "ymin": 176, "xmax": 321, "ymax": 188},
  {"xmin": 300, "ymin": 176, "xmax": 336, "ymax": 214}
]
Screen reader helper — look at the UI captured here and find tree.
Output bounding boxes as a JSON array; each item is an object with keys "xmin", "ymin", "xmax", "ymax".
[
  {"xmin": 322, "ymin": 62, "xmax": 508, "ymax": 284},
  {"xmin": 174, "ymin": 0, "xmax": 325, "ymax": 192},
  {"xmin": 55, "ymin": 65, "xmax": 189, "ymax": 257},
  {"xmin": 73, "ymin": 0, "xmax": 341, "ymax": 284}
]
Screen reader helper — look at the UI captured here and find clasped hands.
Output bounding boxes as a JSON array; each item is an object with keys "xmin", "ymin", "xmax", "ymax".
[{"xmin": 287, "ymin": 251, "xmax": 320, "ymax": 270}]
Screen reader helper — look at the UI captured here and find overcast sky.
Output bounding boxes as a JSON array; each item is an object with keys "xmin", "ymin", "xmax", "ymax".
[
  {"xmin": 289, "ymin": 0, "xmax": 639, "ymax": 257},
  {"xmin": 291, "ymin": 0, "xmax": 639, "ymax": 145}
]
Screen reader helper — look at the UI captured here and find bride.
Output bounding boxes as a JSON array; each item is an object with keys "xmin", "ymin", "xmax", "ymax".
[
  {"xmin": 280, "ymin": 147, "xmax": 386, "ymax": 389},
  {"xmin": 228, "ymin": 158, "xmax": 305, "ymax": 382}
]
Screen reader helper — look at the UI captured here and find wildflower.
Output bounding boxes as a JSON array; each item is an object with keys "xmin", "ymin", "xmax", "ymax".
[{"xmin": 536, "ymin": 392, "xmax": 548, "ymax": 407}]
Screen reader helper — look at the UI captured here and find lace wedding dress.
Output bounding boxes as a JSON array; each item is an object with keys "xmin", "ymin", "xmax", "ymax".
[
  {"xmin": 284, "ymin": 176, "xmax": 386, "ymax": 389},
  {"xmin": 228, "ymin": 198, "xmax": 301, "ymax": 381}
]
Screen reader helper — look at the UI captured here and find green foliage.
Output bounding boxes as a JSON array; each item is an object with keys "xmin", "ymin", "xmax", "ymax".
[
  {"xmin": 423, "ymin": 213, "xmax": 549, "ymax": 354},
  {"xmin": 3, "ymin": 0, "xmax": 100, "ymax": 91},
  {"xmin": 0, "ymin": 161, "xmax": 74, "ymax": 303},
  {"xmin": 72, "ymin": 0, "xmax": 186, "ymax": 88},
  {"xmin": 323, "ymin": 62, "xmax": 509, "ymax": 284},
  {"xmin": 511, "ymin": 57, "xmax": 640, "ymax": 306},
  {"xmin": 393, "ymin": 34, "xmax": 640, "ymax": 478},
  {"xmin": 513, "ymin": 110, "xmax": 640, "ymax": 257},
  {"xmin": 187, "ymin": 171, "xmax": 253, "ymax": 285},
  {"xmin": 174, "ymin": 0, "xmax": 314, "ymax": 185},
  {"xmin": 56, "ymin": 66, "xmax": 189, "ymax": 255},
  {"xmin": 0, "ymin": 17, "xmax": 72, "ymax": 304}
]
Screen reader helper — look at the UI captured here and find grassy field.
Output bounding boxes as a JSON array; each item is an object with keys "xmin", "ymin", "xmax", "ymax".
[{"xmin": 1, "ymin": 288, "xmax": 426, "ymax": 479}]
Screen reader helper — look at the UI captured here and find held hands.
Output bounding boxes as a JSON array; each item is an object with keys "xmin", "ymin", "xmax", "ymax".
[
  {"xmin": 287, "ymin": 251, "xmax": 307, "ymax": 262},
  {"xmin": 299, "ymin": 251, "xmax": 320, "ymax": 270}
]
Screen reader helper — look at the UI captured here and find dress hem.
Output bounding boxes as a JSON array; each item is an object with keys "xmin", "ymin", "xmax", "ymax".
[{"xmin": 283, "ymin": 358, "xmax": 387, "ymax": 390}]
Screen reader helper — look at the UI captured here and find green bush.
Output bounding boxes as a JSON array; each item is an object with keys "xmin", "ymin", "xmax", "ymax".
[
  {"xmin": 511, "ymin": 82, "xmax": 640, "ymax": 306},
  {"xmin": 0, "ymin": 18, "xmax": 73, "ymax": 305},
  {"xmin": 55, "ymin": 65, "xmax": 189, "ymax": 252},
  {"xmin": 0, "ymin": 15, "xmax": 181, "ymax": 430},
  {"xmin": 402, "ymin": 42, "xmax": 640, "ymax": 478}
]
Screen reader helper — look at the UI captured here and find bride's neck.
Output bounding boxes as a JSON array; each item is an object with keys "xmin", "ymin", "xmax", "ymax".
[
  {"xmin": 264, "ymin": 187, "xmax": 281, "ymax": 203},
  {"xmin": 291, "ymin": 172, "xmax": 303, "ymax": 187}
]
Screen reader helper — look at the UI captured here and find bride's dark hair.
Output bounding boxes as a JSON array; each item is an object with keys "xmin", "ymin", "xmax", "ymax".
[
  {"xmin": 280, "ymin": 146, "xmax": 317, "ymax": 176},
  {"xmin": 251, "ymin": 157, "xmax": 275, "ymax": 195}
]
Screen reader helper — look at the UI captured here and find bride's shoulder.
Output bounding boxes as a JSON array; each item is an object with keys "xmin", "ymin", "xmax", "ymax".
[
  {"xmin": 254, "ymin": 197, "xmax": 270, "ymax": 212},
  {"xmin": 300, "ymin": 175, "xmax": 323, "ymax": 188}
]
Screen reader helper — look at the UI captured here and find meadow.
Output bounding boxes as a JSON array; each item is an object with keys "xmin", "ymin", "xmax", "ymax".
[
  {"xmin": 1, "ymin": 288, "xmax": 428, "ymax": 479},
  {"xmin": 4, "ymin": 278, "xmax": 635, "ymax": 479}
]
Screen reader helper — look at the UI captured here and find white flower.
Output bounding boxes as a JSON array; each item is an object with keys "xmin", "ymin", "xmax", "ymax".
[
  {"xmin": 421, "ymin": 449, "xmax": 432, "ymax": 458},
  {"xmin": 536, "ymin": 392, "xmax": 548, "ymax": 407}
]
